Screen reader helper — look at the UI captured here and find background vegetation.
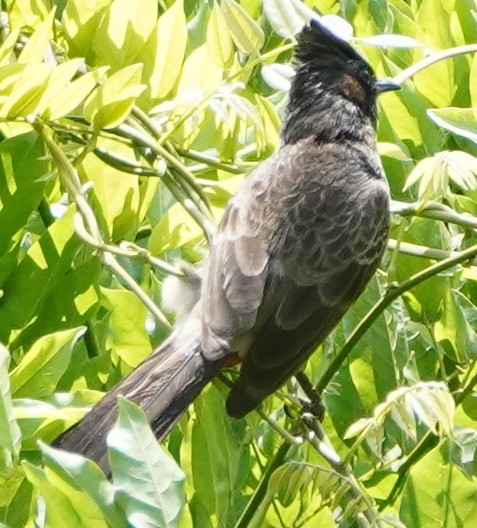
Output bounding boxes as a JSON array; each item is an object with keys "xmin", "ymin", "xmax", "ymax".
[{"xmin": 1, "ymin": 0, "xmax": 477, "ymax": 526}]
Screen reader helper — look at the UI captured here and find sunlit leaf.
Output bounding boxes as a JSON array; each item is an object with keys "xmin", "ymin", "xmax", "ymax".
[
  {"xmin": 39, "ymin": 443, "xmax": 128, "ymax": 528},
  {"xmin": 0, "ymin": 344, "xmax": 21, "ymax": 455},
  {"xmin": 46, "ymin": 65, "xmax": 109, "ymax": 121},
  {"xmin": 222, "ymin": 0, "xmax": 265, "ymax": 54},
  {"xmin": 263, "ymin": 0, "xmax": 311, "ymax": 38},
  {"xmin": 17, "ymin": 9, "xmax": 55, "ymax": 64},
  {"xmin": 108, "ymin": 398, "xmax": 186, "ymax": 528},
  {"xmin": 83, "ymin": 64, "xmax": 145, "ymax": 129},
  {"xmin": 148, "ymin": 0, "xmax": 187, "ymax": 100},
  {"xmin": 9, "ymin": 327, "xmax": 86, "ymax": 399},
  {"xmin": 428, "ymin": 107, "xmax": 477, "ymax": 144},
  {"xmin": 207, "ymin": 2, "xmax": 234, "ymax": 68},
  {"xmin": 261, "ymin": 63, "xmax": 294, "ymax": 91},
  {"xmin": 401, "ymin": 444, "xmax": 477, "ymax": 527}
]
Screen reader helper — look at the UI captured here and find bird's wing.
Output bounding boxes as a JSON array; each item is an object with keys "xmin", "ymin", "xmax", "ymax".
[{"xmin": 200, "ymin": 154, "xmax": 279, "ymax": 359}]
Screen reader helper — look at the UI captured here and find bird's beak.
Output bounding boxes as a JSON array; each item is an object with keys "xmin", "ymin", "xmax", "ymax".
[{"xmin": 375, "ymin": 78, "xmax": 400, "ymax": 94}]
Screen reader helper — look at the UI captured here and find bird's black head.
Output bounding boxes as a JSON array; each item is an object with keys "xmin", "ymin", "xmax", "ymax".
[{"xmin": 282, "ymin": 19, "xmax": 399, "ymax": 145}]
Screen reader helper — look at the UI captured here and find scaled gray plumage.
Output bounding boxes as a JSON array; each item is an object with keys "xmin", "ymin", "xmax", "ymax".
[{"xmin": 53, "ymin": 19, "xmax": 398, "ymax": 471}]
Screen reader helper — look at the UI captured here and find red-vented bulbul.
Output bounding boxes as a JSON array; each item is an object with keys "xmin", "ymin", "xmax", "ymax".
[{"xmin": 54, "ymin": 19, "xmax": 399, "ymax": 472}]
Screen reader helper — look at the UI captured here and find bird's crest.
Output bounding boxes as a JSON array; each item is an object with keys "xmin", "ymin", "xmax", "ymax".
[{"xmin": 296, "ymin": 18, "xmax": 365, "ymax": 66}]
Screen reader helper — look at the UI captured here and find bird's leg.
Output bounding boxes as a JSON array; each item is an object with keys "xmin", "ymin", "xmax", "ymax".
[{"xmin": 294, "ymin": 371, "xmax": 325, "ymax": 421}]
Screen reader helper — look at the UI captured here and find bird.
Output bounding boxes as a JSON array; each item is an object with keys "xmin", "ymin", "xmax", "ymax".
[{"xmin": 53, "ymin": 19, "xmax": 399, "ymax": 472}]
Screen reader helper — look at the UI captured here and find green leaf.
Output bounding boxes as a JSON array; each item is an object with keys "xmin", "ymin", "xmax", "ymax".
[
  {"xmin": 191, "ymin": 385, "xmax": 246, "ymax": 525},
  {"xmin": 148, "ymin": 0, "xmax": 187, "ymax": 100},
  {"xmin": 7, "ymin": 0, "xmax": 50, "ymax": 32},
  {"xmin": 148, "ymin": 200, "xmax": 210, "ymax": 255},
  {"xmin": 18, "ymin": 9, "xmax": 55, "ymax": 64},
  {"xmin": 427, "ymin": 107, "xmax": 477, "ymax": 144},
  {"xmin": 1, "ymin": 64, "xmax": 52, "ymax": 118},
  {"xmin": 0, "ymin": 132, "xmax": 48, "ymax": 257},
  {"xmin": 44, "ymin": 64, "xmax": 109, "ymax": 120},
  {"xmin": 177, "ymin": 44, "xmax": 223, "ymax": 95},
  {"xmin": 78, "ymin": 139, "xmax": 141, "ymax": 241},
  {"xmin": 13, "ymin": 390, "xmax": 103, "ymax": 448},
  {"xmin": 101, "ymin": 288, "xmax": 151, "ymax": 371},
  {"xmin": 401, "ymin": 443, "xmax": 477, "ymax": 527},
  {"xmin": 207, "ymin": 2, "xmax": 234, "ymax": 68},
  {"xmin": 9, "ymin": 327, "xmax": 86, "ymax": 399},
  {"xmin": 0, "ymin": 208, "xmax": 101, "ymax": 355},
  {"xmin": 471, "ymin": 54, "xmax": 477, "ymax": 120},
  {"xmin": 91, "ymin": 0, "xmax": 157, "ymax": 72},
  {"xmin": 62, "ymin": 0, "xmax": 112, "ymax": 60},
  {"xmin": 222, "ymin": 0, "xmax": 265, "ymax": 54},
  {"xmin": 108, "ymin": 397, "xmax": 186, "ymax": 528},
  {"xmin": 0, "ymin": 28, "xmax": 20, "ymax": 66},
  {"xmin": 83, "ymin": 64, "xmax": 145, "ymax": 129},
  {"xmin": 38, "ymin": 442, "xmax": 128, "ymax": 528},
  {"xmin": 0, "ymin": 467, "xmax": 32, "ymax": 528},
  {"xmin": 0, "ymin": 345, "xmax": 21, "ymax": 455},
  {"xmin": 22, "ymin": 461, "xmax": 88, "ymax": 528},
  {"xmin": 434, "ymin": 289, "xmax": 476, "ymax": 363}
]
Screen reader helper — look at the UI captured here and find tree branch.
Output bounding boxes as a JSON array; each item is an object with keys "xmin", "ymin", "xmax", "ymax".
[{"xmin": 316, "ymin": 242, "xmax": 477, "ymax": 394}]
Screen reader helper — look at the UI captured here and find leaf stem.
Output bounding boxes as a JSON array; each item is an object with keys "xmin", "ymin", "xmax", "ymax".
[{"xmin": 392, "ymin": 44, "xmax": 477, "ymax": 85}]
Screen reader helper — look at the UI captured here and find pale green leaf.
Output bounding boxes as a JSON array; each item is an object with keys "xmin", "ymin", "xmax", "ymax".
[
  {"xmin": 261, "ymin": 63, "xmax": 294, "ymax": 91},
  {"xmin": 207, "ymin": 2, "xmax": 234, "ymax": 68},
  {"xmin": 0, "ymin": 64, "xmax": 52, "ymax": 118},
  {"xmin": 7, "ymin": 0, "xmax": 50, "ymax": 31},
  {"xmin": 83, "ymin": 64, "xmax": 145, "ymax": 129},
  {"xmin": 0, "ymin": 345, "xmax": 21, "ymax": 455},
  {"xmin": 91, "ymin": 0, "xmax": 157, "ymax": 71},
  {"xmin": 9, "ymin": 327, "xmax": 86, "ymax": 399},
  {"xmin": 377, "ymin": 142, "xmax": 410, "ymax": 161},
  {"xmin": 0, "ymin": 28, "xmax": 20, "ymax": 66},
  {"xmin": 22, "ymin": 461, "xmax": 90, "ymax": 528},
  {"xmin": 263, "ymin": 0, "xmax": 310, "ymax": 38},
  {"xmin": 46, "ymin": 66, "xmax": 109, "ymax": 120},
  {"xmin": 37, "ymin": 59, "xmax": 85, "ymax": 116},
  {"xmin": 108, "ymin": 397, "xmax": 186, "ymax": 528},
  {"xmin": 222, "ymin": 0, "xmax": 265, "ymax": 54},
  {"xmin": 18, "ymin": 9, "xmax": 55, "ymax": 64},
  {"xmin": 471, "ymin": 54, "xmax": 477, "ymax": 120},
  {"xmin": 62, "ymin": 0, "xmax": 112, "ymax": 59},
  {"xmin": 78, "ymin": 139, "xmax": 141, "ymax": 240},
  {"xmin": 101, "ymin": 288, "xmax": 150, "ymax": 371},
  {"xmin": 427, "ymin": 107, "xmax": 477, "ymax": 144},
  {"xmin": 39, "ymin": 443, "xmax": 127, "ymax": 528},
  {"xmin": 148, "ymin": 0, "xmax": 187, "ymax": 100},
  {"xmin": 177, "ymin": 44, "xmax": 223, "ymax": 95}
]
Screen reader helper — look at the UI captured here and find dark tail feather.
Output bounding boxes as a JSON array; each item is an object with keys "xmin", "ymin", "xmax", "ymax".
[{"xmin": 53, "ymin": 333, "xmax": 223, "ymax": 474}]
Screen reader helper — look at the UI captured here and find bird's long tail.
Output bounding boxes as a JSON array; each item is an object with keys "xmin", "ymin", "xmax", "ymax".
[{"xmin": 53, "ymin": 327, "xmax": 223, "ymax": 473}]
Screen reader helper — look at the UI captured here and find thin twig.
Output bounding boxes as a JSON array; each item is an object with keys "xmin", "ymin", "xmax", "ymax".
[
  {"xmin": 316, "ymin": 242, "xmax": 477, "ymax": 394},
  {"xmin": 36, "ymin": 122, "xmax": 172, "ymax": 331},
  {"xmin": 391, "ymin": 200, "xmax": 477, "ymax": 230},
  {"xmin": 301, "ymin": 414, "xmax": 384, "ymax": 527}
]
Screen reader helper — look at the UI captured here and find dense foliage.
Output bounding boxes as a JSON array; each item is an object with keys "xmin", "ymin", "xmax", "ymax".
[{"xmin": 1, "ymin": 0, "xmax": 477, "ymax": 526}]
